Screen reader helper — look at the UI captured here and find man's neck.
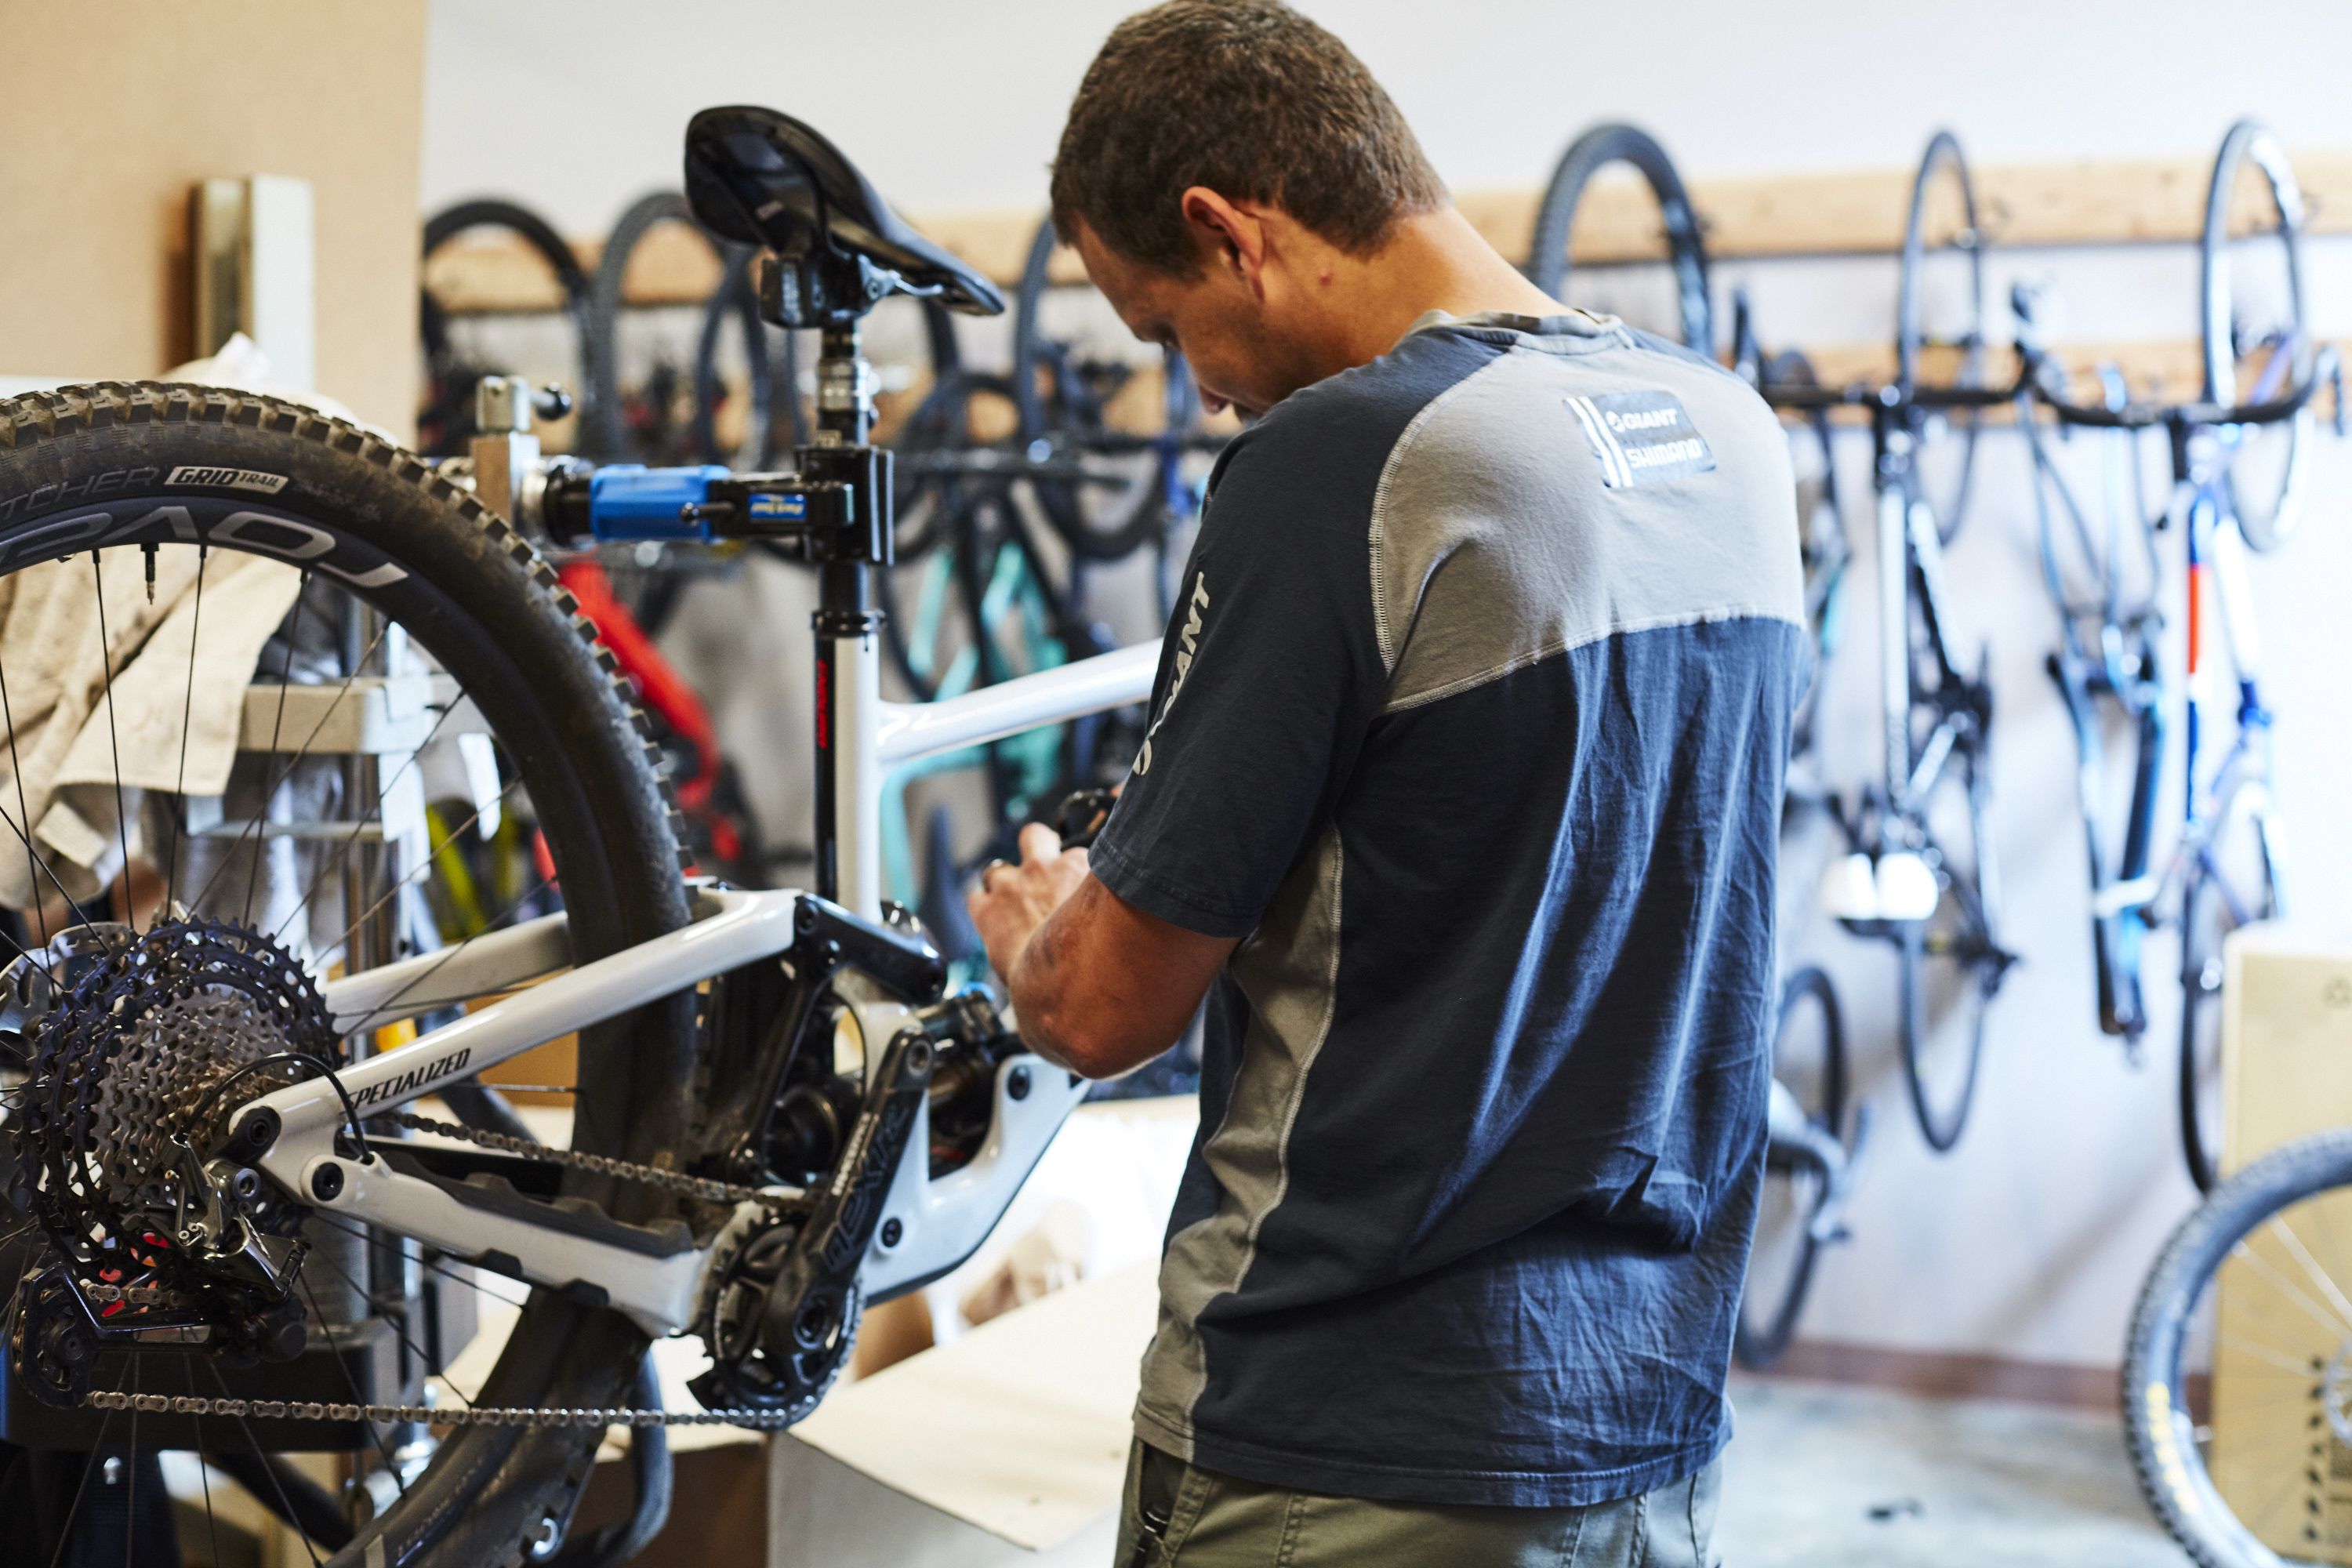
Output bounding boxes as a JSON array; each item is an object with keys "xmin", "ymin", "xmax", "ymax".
[{"xmin": 1313, "ymin": 207, "xmax": 1571, "ymax": 373}]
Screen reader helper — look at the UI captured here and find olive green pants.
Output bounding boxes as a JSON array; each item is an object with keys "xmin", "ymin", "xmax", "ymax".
[{"xmin": 1113, "ymin": 1440, "xmax": 1724, "ymax": 1566}]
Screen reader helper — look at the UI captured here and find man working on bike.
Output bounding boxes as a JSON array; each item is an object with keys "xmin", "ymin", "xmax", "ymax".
[{"xmin": 967, "ymin": 3, "xmax": 1801, "ymax": 1561}]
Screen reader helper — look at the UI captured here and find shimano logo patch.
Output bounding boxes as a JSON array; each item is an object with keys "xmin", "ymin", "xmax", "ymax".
[
  {"xmin": 166, "ymin": 465, "xmax": 290, "ymax": 495},
  {"xmin": 1565, "ymin": 390, "xmax": 1715, "ymax": 489}
]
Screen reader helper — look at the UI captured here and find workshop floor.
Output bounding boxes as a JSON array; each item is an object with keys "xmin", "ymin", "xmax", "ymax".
[{"xmin": 1718, "ymin": 1375, "xmax": 2181, "ymax": 1567}]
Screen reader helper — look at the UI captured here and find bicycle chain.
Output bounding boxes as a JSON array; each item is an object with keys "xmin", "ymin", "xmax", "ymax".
[
  {"xmin": 383, "ymin": 1112, "xmax": 797, "ymax": 1214},
  {"xmin": 50, "ymin": 1123, "xmax": 809, "ymax": 1431},
  {"xmin": 81, "ymin": 1388, "xmax": 810, "ymax": 1429}
]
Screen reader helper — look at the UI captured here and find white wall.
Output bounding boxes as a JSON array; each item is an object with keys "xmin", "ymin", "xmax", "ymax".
[{"xmin": 423, "ymin": 0, "xmax": 2352, "ymax": 1372}]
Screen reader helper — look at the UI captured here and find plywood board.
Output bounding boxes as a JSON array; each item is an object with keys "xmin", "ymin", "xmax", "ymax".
[
  {"xmin": 0, "ymin": 2, "xmax": 428, "ymax": 434},
  {"xmin": 427, "ymin": 147, "xmax": 2352, "ymax": 314},
  {"xmin": 2207, "ymin": 928, "xmax": 2352, "ymax": 1561}
]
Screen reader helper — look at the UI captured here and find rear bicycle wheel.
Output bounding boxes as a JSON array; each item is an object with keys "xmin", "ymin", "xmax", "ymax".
[
  {"xmin": 1526, "ymin": 122, "xmax": 1711, "ymax": 351},
  {"xmin": 1896, "ymin": 131, "xmax": 1987, "ymax": 546},
  {"xmin": 0, "ymin": 384, "xmax": 696, "ymax": 1567},
  {"xmin": 2201, "ymin": 119, "xmax": 2312, "ymax": 554},
  {"xmin": 1893, "ymin": 743, "xmax": 2003, "ymax": 1152},
  {"xmin": 1737, "ymin": 965, "xmax": 1847, "ymax": 1369},
  {"xmin": 2124, "ymin": 1127, "xmax": 2352, "ymax": 1566},
  {"xmin": 2180, "ymin": 786, "xmax": 2284, "ymax": 1192}
]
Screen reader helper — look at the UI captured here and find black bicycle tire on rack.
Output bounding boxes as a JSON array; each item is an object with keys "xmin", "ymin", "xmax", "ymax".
[
  {"xmin": 419, "ymin": 199, "xmax": 593, "ymax": 457},
  {"xmin": 2178, "ymin": 799, "xmax": 2281, "ymax": 1192},
  {"xmin": 2201, "ymin": 118, "xmax": 2312, "ymax": 554},
  {"xmin": 587, "ymin": 191, "xmax": 710, "ymax": 460},
  {"xmin": 2123, "ymin": 1127, "xmax": 2352, "ymax": 1567},
  {"xmin": 1893, "ymin": 746, "xmax": 2001, "ymax": 1153},
  {"xmin": 1896, "ymin": 131, "xmax": 1987, "ymax": 546},
  {"xmin": 0, "ymin": 383, "xmax": 697, "ymax": 1568},
  {"xmin": 691, "ymin": 244, "xmax": 801, "ymax": 467},
  {"xmin": 1766, "ymin": 347, "xmax": 1846, "ymax": 759},
  {"xmin": 1736, "ymin": 965, "xmax": 1847, "ymax": 1370},
  {"xmin": 1526, "ymin": 122, "xmax": 1711, "ymax": 353},
  {"xmin": 1010, "ymin": 216, "xmax": 1181, "ymax": 563}
]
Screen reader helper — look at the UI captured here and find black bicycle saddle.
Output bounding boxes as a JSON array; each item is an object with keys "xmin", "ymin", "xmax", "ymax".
[{"xmin": 684, "ymin": 105, "xmax": 1004, "ymax": 319}]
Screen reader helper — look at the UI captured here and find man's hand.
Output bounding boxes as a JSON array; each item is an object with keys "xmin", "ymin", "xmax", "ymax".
[
  {"xmin": 968, "ymin": 822, "xmax": 1091, "ymax": 982},
  {"xmin": 966, "ymin": 823, "xmax": 1237, "ymax": 1080}
]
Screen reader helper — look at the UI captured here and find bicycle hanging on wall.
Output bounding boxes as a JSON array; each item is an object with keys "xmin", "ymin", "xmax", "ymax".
[{"xmin": 2022, "ymin": 117, "xmax": 2329, "ymax": 1193}]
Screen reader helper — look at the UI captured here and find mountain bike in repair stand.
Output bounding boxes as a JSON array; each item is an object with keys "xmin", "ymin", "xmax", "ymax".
[
  {"xmin": 2019, "ymin": 117, "xmax": 2336, "ymax": 1194},
  {"xmin": 0, "ymin": 106, "xmax": 1160, "ymax": 1566}
]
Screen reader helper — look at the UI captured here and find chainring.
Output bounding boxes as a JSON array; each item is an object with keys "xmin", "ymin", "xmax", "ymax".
[{"xmin": 9, "ymin": 917, "xmax": 337, "ymax": 1292}]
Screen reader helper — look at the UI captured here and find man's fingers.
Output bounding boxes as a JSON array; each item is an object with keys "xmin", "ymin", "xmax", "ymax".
[{"xmin": 1018, "ymin": 822, "xmax": 1064, "ymax": 865}]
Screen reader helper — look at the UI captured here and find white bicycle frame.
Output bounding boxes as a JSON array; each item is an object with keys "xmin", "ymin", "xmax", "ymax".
[{"xmin": 241, "ymin": 639, "xmax": 1157, "ymax": 1335}]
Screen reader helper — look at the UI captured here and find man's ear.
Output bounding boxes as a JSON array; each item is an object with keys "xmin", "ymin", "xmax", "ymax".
[{"xmin": 1178, "ymin": 187, "xmax": 1268, "ymax": 296}]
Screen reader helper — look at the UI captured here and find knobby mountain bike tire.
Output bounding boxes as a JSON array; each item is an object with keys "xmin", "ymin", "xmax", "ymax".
[
  {"xmin": 1526, "ymin": 122, "xmax": 1712, "ymax": 353},
  {"xmin": 2201, "ymin": 118, "xmax": 2312, "ymax": 554},
  {"xmin": 1896, "ymin": 130, "xmax": 1987, "ymax": 547},
  {"xmin": 419, "ymin": 199, "xmax": 593, "ymax": 458},
  {"xmin": 2178, "ymin": 788, "xmax": 2282, "ymax": 1192},
  {"xmin": 2124, "ymin": 1127, "xmax": 2352, "ymax": 1566},
  {"xmin": 1737, "ymin": 965, "xmax": 1847, "ymax": 1370},
  {"xmin": 0, "ymin": 383, "xmax": 696, "ymax": 1568}
]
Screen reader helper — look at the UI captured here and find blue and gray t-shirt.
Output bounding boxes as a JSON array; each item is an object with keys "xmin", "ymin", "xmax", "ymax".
[{"xmin": 1088, "ymin": 310, "xmax": 1805, "ymax": 1508}]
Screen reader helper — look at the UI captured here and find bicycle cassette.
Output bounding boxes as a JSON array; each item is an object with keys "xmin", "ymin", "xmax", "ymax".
[{"xmin": 9, "ymin": 917, "xmax": 337, "ymax": 1319}]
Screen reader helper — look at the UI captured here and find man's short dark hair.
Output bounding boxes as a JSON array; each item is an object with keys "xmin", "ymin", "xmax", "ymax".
[{"xmin": 1051, "ymin": 0, "xmax": 1448, "ymax": 275}]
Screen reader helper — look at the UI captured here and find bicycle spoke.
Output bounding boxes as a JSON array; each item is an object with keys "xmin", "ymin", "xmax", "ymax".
[
  {"xmin": 316, "ymin": 775, "xmax": 523, "ymax": 972},
  {"xmin": 2230, "ymin": 1237, "xmax": 2352, "ymax": 1341},
  {"xmin": 240, "ymin": 576, "xmax": 310, "ymax": 926},
  {"xmin": 42, "ymin": 1370, "xmax": 116, "ymax": 1568},
  {"xmin": 0, "ymin": 646, "xmax": 51, "ymax": 956},
  {"xmin": 2265, "ymin": 1214, "xmax": 2352, "ymax": 1331},
  {"xmin": 86, "ymin": 554, "xmax": 134, "ymax": 926},
  {"xmin": 269, "ymin": 690, "xmax": 470, "ymax": 949},
  {"xmin": 185, "ymin": 1361, "xmax": 227, "ymax": 1568},
  {"xmin": 159, "ymin": 544, "xmax": 211, "ymax": 926},
  {"xmin": 125, "ymin": 1357, "xmax": 140, "ymax": 1566},
  {"xmin": 333, "ymin": 868, "xmax": 555, "ymax": 1037},
  {"xmin": 2214, "ymin": 1328, "xmax": 2322, "ymax": 1377},
  {"xmin": 302, "ymin": 1240, "xmax": 475, "ymax": 1416},
  {"xmin": 182, "ymin": 588, "xmax": 393, "ymax": 921},
  {"xmin": 299, "ymin": 1269, "xmax": 419, "ymax": 1499},
  {"xmin": 205, "ymin": 1359, "xmax": 324, "ymax": 1568}
]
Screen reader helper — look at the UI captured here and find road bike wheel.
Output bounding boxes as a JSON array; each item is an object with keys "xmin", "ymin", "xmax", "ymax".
[
  {"xmin": 1737, "ymin": 966, "xmax": 1847, "ymax": 1370},
  {"xmin": 2201, "ymin": 119, "xmax": 2312, "ymax": 554},
  {"xmin": 1526, "ymin": 122, "xmax": 1711, "ymax": 352},
  {"xmin": 586, "ymin": 191, "xmax": 719, "ymax": 462},
  {"xmin": 0, "ymin": 384, "xmax": 696, "ymax": 1567},
  {"xmin": 1765, "ymin": 348, "xmax": 1849, "ymax": 760},
  {"xmin": 1010, "ymin": 217, "xmax": 1188, "ymax": 563},
  {"xmin": 419, "ymin": 199, "xmax": 592, "ymax": 458},
  {"xmin": 1893, "ymin": 743, "xmax": 2003, "ymax": 1152},
  {"xmin": 1896, "ymin": 131, "xmax": 1988, "ymax": 546},
  {"xmin": 2123, "ymin": 1127, "xmax": 2352, "ymax": 1566},
  {"xmin": 2180, "ymin": 786, "xmax": 2284, "ymax": 1192}
]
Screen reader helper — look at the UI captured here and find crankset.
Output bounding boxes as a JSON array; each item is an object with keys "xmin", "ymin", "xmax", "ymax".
[{"xmin": 691, "ymin": 1018, "xmax": 937, "ymax": 1416}]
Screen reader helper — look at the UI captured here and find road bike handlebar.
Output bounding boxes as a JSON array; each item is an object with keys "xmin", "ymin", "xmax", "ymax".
[
  {"xmin": 2026, "ymin": 342, "xmax": 2342, "ymax": 435},
  {"xmin": 1756, "ymin": 339, "xmax": 2341, "ymax": 436}
]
